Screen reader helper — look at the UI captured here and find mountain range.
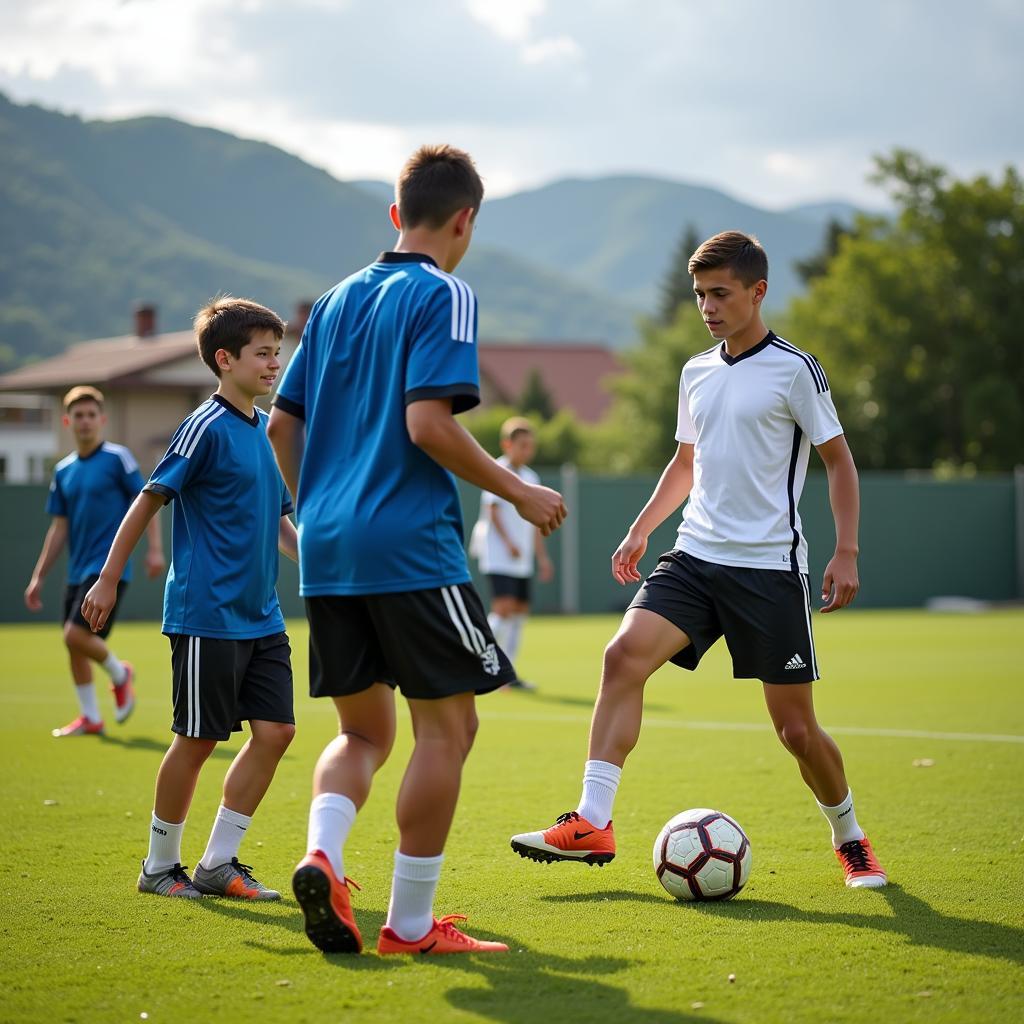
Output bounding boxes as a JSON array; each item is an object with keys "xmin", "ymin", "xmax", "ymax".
[{"xmin": 0, "ymin": 92, "xmax": 857, "ymax": 367}]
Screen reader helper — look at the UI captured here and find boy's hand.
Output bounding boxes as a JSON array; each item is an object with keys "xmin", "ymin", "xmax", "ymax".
[
  {"xmin": 81, "ymin": 577, "xmax": 119, "ymax": 633},
  {"xmin": 505, "ymin": 541, "xmax": 522, "ymax": 559},
  {"xmin": 145, "ymin": 549, "xmax": 167, "ymax": 579},
  {"xmin": 514, "ymin": 484, "xmax": 566, "ymax": 537},
  {"xmin": 821, "ymin": 551, "xmax": 859, "ymax": 612},
  {"xmin": 24, "ymin": 577, "xmax": 43, "ymax": 612},
  {"xmin": 612, "ymin": 529, "xmax": 647, "ymax": 585}
]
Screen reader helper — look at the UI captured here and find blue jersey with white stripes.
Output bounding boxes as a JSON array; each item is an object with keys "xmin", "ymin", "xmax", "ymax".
[
  {"xmin": 46, "ymin": 442, "xmax": 145, "ymax": 584},
  {"xmin": 145, "ymin": 394, "xmax": 293, "ymax": 639},
  {"xmin": 273, "ymin": 251, "xmax": 481, "ymax": 596}
]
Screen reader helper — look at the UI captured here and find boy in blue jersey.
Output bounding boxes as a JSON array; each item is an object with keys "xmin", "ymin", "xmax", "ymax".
[
  {"xmin": 82, "ymin": 297, "xmax": 299, "ymax": 900},
  {"xmin": 269, "ymin": 144, "xmax": 567, "ymax": 955},
  {"xmin": 25, "ymin": 386, "xmax": 165, "ymax": 737}
]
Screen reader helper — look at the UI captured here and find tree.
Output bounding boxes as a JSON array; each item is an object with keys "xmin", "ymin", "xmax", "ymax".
[
  {"xmin": 518, "ymin": 367, "xmax": 555, "ymax": 420},
  {"xmin": 782, "ymin": 150, "xmax": 1024, "ymax": 471},
  {"xmin": 793, "ymin": 218, "xmax": 850, "ymax": 285},
  {"xmin": 658, "ymin": 223, "xmax": 702, "ymax": 324}
]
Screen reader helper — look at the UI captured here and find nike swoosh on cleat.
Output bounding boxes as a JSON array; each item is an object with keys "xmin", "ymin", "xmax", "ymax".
[
  {"xmin": 419, "ymin": 941, "xmax": 437, "ymax": 954},
  {"xmin": 573, "ymin": 830, "xmax": 594, "ymax": 840}
]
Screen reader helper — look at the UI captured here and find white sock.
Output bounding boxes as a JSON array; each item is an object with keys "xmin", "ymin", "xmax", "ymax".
[
  {"xmin": 145, "ymin": 813, "xmax": 185, "ymax": 873},
  {"xmin": 504, "ymin": 614, "xmax": 526, "ymax": 663},
  {"xmin": 385, "ymin": 851, "xmax": 444, "ymax": 942},
  {"xmin": 576, "ymin": 759, "xmax": 622, "ymax": 829},
  {"xmin": 199, "ymin": 804, "xmax": 252, "ymax": 869},
  {"xmin": 306, "ymin": 792, "xmax": 357, "ymax": 878},
  {"xmin": 488, "ymin": 612, "xmax": 511, "ymax": 651},
  {"xmin": 75, "ymin": 683, "xmax": 101, "ymax": 724},
  {"xmin": 101, "ymin": 653, "xmax": 127, "ymax": 685},
  {"xmin": 817, "ymin": 790, "xmax": 866, "ymax": 848}
]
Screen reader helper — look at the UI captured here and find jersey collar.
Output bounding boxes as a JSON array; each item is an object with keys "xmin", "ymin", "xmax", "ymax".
[
  {"xmin": 377, "ymin": 251, "xmax": 438, "ymax": 266},
  {"xmin": 719, "ymin": 331, "xmax": 775, "ymax": 366},
  {"xmin": 211, "ymin": 393, "xmax": 259, "ymax": 427}
]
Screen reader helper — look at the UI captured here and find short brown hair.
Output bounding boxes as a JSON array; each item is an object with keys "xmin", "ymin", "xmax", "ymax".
[
  {"xmin": 194, "ymin": 296, "xmax": 285, "ymax": 377},
  {"xmin": 500, "ymin": 416, "xmax": 534, "ymax": 442},
  {"xmin": 63, "ymin": 385, "xmax": 104, "ymax": 412},
  {"xmin": 396, "ymin": 144, "xmax": 484, "ymax": 230},
  {"xmin": 688, "ymin": 231, "xmax": 769, "ymax": 287}
]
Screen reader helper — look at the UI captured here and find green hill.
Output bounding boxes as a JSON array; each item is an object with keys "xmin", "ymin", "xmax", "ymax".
[{"xmin": 0, "ymin": 94, "xmax": 636, "ymax": 366}]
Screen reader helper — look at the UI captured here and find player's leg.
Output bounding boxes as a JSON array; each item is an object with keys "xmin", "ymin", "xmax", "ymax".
[
  {"xmin": 763, "ymin": 682, "xmax": 886, "ymax": 887},
  {"xmin": 510, "ymin": 608, "xmax": 689, "ymax": 864},
  {"xmin": 194, "ymin": 633, "xmax": 295, "ymax": 899},
  {"xmin": 503, "ymin": 590, "xmax": 536, "ymax": 689},
  {"xmin": 372, "ymin": 584, "xmax": 510, "ymax": 954},
  {"xmin": 137, "ymin": 734, "xmax": 216, "ymax": 898},
  {"xmin": 487, "ymin": 583, "xmax": 518, "ymax": 654},
  {"xmin": 55, "ymin": 577, "xmax": 135, "ymax": 735}
]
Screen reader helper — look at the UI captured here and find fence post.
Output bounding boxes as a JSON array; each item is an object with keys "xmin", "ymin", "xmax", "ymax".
[
  {"xmin": 1015, "ymin": 466, "xmax": 1024, "ymax": 600},
  {"xmin": 559, "ymin": 462, "xmax": 580, "ymax": 614}
]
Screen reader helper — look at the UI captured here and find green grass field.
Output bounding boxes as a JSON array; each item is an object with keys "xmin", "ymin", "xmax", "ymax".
[{"xmin": 2, "ymin": 611, "xmax": 1022, "ymax": 1024}]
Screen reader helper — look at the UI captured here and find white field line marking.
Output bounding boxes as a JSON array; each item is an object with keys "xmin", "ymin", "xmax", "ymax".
[{"xmin": 475, "ymin": 710, "xmax": 1024, "ymax": 745}]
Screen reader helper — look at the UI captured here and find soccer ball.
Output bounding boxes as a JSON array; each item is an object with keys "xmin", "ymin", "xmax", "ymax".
[{"xmin": 653, "ymin": 808, "xmax": 752, "ymax": 901}]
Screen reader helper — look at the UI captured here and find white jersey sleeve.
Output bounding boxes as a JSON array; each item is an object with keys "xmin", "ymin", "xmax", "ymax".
[
  {"xmin": 675, "ymin": 368, "xmax": 697, "ymax": 444},
  {"xmin": 786, "ymin": 358, "xmax": 843, "ymax": 446}
]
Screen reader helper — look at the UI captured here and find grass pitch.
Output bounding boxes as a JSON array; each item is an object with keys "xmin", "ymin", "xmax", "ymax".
[{"xmin": 2, "ymin": 610, "xmax": 1022, "ymax": 1024}]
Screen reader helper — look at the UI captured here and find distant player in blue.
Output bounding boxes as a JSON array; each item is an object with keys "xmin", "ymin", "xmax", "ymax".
[
  {"xmin": 25, "ymin": 386, "xmax": 165, "ymax": 737},
  {"xmin": 82, "ymin": 297, "xmax": 299, "ymax": 902},
  {"xmin": 268, "ymin": 144, "xmax": 567, "ymax": 955}
]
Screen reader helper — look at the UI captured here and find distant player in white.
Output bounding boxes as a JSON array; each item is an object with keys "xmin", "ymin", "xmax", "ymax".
[
  {"xmin": 512, "ymin": 231, "xmax": 887, "ymax": 889},
  {"xmin": 474, "ymin": 417, "xmax": 554, "ymax": 690}
]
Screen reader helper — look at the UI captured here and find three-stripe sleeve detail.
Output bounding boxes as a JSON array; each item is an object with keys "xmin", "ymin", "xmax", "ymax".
[
  {"xmin": 421, "ymin": 264, "xmax": 476, "ymax": 342},
  {"xmin": 174, "ymin": 404, "xmax": 225, "ymax": 458},
  {"xmin": 770, "ymin": 338, "xmax": 829, "ymax": 393}
]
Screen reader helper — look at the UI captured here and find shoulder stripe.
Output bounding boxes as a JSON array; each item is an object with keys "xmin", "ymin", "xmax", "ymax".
[
  {"xmin": 176, "ymin": 406, "xmax": 225, "ymax": 459},
  {"xmin": 421, "ymin": 263, "xmax": 475, "ymax": 343},
  {"xmin": 769, "ymin": 339, "xmax": 828, "ymax": 393},
  {"xmin": 173, "ymin": 401, "xmax": 218, "ymax": 456},
  {"xmin": 55, "ymin": 452, "xmax": 77, "ymax": 470},
  {"xmin": 101, "ymin": 442, "xmax": 138, "ymax": 474}
]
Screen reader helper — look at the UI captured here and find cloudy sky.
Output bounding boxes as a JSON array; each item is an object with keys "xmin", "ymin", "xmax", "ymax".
[{"xmin": 1, "ymin": 0, "xmax": 1020, "ymax": 208}]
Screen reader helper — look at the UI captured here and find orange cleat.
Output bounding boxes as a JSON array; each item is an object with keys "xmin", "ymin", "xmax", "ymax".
[
  {"xmin": 51, "ymin": 715, "xmax": 104, "ymax": 738},
  {"xmin": 112, "ymin": 663, "xmax": 136, "ymax": 724},
  {"xmin": 377, "ymin": 915, "xmax": 508, "ymax": 955},
  {"xmin": 835, "ymin": 837, "xmax": 887, "ymax": 888},
  {"xmin": 292, "ymin": 850, "xmax": 362, "ymax": 953},
  {"xmin": 510, "ymin": 811, "xmax": 616, "ymax": 866}
]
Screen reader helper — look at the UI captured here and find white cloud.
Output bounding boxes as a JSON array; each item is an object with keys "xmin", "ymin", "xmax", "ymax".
[{"xmin": 465, "ymin": 0, "xmax": 545, "ymax": 42}]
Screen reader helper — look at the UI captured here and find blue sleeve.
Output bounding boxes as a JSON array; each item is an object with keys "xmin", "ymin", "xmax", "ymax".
[
  {"xmin": 404, "ymin": 280, "xmax": 481, "ymax": 414},
  {"xmin": 144, "ymin": 419, "xmax": 214, "ymax": 504},
  {"xmin": 45, "ymin": 470, "xmax": 66, "ymax": 516},
  {"xmin": 119, "ymin": 450, "xmax": 145, "ymax": 501},
  {"xmin": 274, "ymin": 337, "xmax": 308, "ymax": 420}
]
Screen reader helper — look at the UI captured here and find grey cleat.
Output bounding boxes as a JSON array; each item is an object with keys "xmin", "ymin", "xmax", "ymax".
[
  {"xmin": 137, "ymin": 860, "xmax": 203, "ymax": 898},
  {"xmin": 193, "ymin": 858, "xmax": 281, "ymax": 900}
]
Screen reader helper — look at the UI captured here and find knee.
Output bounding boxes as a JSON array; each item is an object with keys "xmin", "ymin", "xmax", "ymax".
[
  {"xmin": 172, "ymin": 735, "xmax": 218, "ymax": 765},
  {"xmin": 775, "ymin": 718, "xmax": 813, "ymax": 759},
  {"xmin": 254, "ymin": 722, "xmax": 295, "ymax": 756},
  {"xmin": 63, "ymin": 622, "xmax": 87, "ymax": 652},
  {"xmin": 602, "ymin": 635, "xmax": 646, "ymax": 687}
]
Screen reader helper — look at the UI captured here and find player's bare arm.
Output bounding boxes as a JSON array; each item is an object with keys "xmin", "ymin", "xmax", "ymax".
[
  {"xmin": 815, "ymin": 434, "xmax": 860, "ymax": 613},
  {"xmin": 143, "ymin": 512, "xmax": 166, "ymax": 579},
  {"xmin": 266, "ymin": 406, "xmax": 305, "ymax": 502},
  {"xmin": 489, "ymin": 505, "xmax": 521, "ymax": 558},
  {"xmin": 25, "ymin": 516, "xmax": 69, "ymax": 611},
  {"xmin": 612, "ymin": 444, "xmax": 694, "ymax": 585},
  {"xmin": 278, "ymin": 514, "xmax": 298, "ymax": 563},
  {"xmin": 406, "ymin": 398, "xmax": 567, "ymax": 535},
  {"xmin": 81, "ymin": 491, "xmax": 164, "ymax": 632}
]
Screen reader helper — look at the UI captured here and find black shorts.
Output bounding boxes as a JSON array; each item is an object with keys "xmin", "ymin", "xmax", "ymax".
[
  {"xmin": 64, "ymin": 575, "xmax": 128, "ymax": 640},
  {"xmin": 628, "ymin": 550, "xmax": 820, "ymax": 684},
  {"xmin": 168, "ymin": 632, "xmax": 294, "ymax": 741},
  {"xmin": 488, "ymin": 573, "xmax": 532, "ymax": 603},
  {"xmin": 306, "ymin": 583, "xmax": 516, "ymax": 701}
]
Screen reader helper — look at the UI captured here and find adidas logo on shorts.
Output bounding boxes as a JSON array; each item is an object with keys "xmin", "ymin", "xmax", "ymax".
[{"xmin": 784, "ymin": 653, "xmax": 806, "ymax": 671}]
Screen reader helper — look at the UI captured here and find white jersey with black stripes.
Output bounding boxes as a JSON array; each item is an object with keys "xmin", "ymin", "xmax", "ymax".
[{"xmin": 674, "ymin": 331, "xmax": 843, "ymax": 572}]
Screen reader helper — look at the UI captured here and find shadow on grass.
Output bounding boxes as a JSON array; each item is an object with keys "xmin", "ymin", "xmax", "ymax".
[
  {"xmin": 99, "ymin": 734, "xmax": 233, "ymax": 759},
  {"xmin": 549, "ymin": 884, "xmax": 1024, "ymax": 967}
]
